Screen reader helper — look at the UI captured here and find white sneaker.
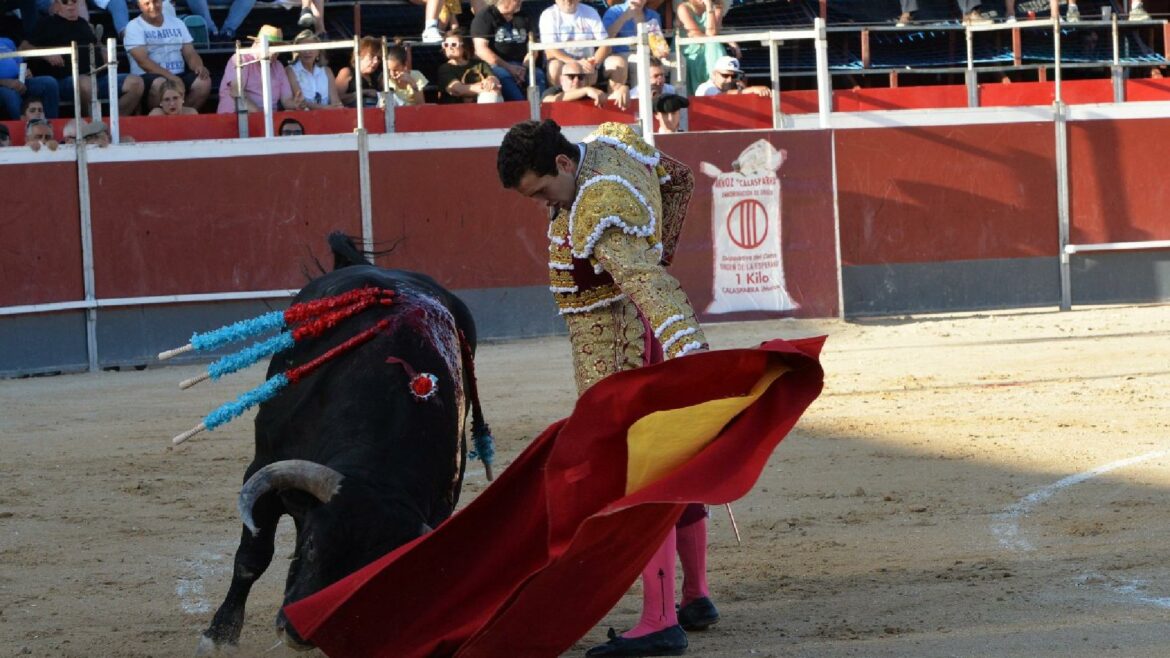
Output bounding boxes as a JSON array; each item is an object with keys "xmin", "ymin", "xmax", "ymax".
[
  {"xmin": 421, "ymin": 25, "xmax": 442, "ymax": 43},
  {"xmin": 1005, "ymin": 14, "xmax": 1017, "ymax": 23},
  {"xmin": 1065, "ymin": 4, "xmax": 1080, "ymax": 22},
  {"xmin": 1130, "ymin": 4, "xmax": 1150, "ymax": 21}
]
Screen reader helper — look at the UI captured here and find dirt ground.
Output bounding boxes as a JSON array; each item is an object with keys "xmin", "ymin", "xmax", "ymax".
[{"xmin": 2, "ymin": 304, "xmax": 1169, "ymax": 657}]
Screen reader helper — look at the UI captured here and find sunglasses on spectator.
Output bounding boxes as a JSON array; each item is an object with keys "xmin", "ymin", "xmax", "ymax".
[
  {"xmin": 563, "ymin": 73, "xmax": 584, "ymax": 80},
  {"xmin": 59, "ymin": 0, "xmax": 78, "ymax": 5},
  {"xmin": 441, "ymin": 42, "xmax": 462, "ymax": 48},
  {"xmin": 281, "ymin": 129, "xmax": 304, "ymax": 135}
]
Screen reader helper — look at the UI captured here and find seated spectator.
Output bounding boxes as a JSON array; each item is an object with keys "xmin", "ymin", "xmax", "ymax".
[
  {"xmin": 279, "ymin": 117, "xmax": 305, "ymax": 136},
  {"xmin": 541, "ymin": 59, "xmax": 610, "ymax": 108},
  {"xmin": 676, "ymin": 0, "xmax": 735, "ymax": 95},
  {"xmin": 21, "ymin": 0, "xmax": 144, "ymax": 116},
  {"xmin": 420, "ymin": 0, "xmax": 487, "ymax": 43},
  {"xmin": 383, "ymin": 41, "xmax": 427, "ymax": 107},
  {"xmin": 471, "ymin": 0, "xmax": 538, "ymax": 102},
  {"xmin": 78, "ymin": 117, "xmax": 109, "ymax": 145},
  {"xmin": 216, "ymin": 25, "xmax": 299, "ymax": 114},
  {"xmin": 0, "ymin": 123, "xmax": 9, "ymax": 146},
  {"xmin": 286, "ymin": 30, "xmax": 341, "ymax": 109},
  {"xmin": 25, "ymin": 116, "xmax": 56, "ymax": 150},
  {"xmin": 184, "ymin": 0, "xmax": 257, "ymax": 42},
  {"xmin": 539, "ymin": 0, "xmax": 627, "ymax": 94},
  {"xmin": 653, "ymin": 91, "xmax": 685, "ymax": 133},
  {"xmin": 629, "ymin": 55, "xmax": 674, "ymax": 100},
  {"xmin": 335, "ymin": 36, "xmax": 384, "ymax": 108},
  {"xmin": 694, "ymin": 55, "xmax": 770, "ymax": 97},
  {"xmin": 20, "ymin": 95, "xmax": 45, "ymax": 121},
  {"xmin": 437, "ymin": 30, "xmax": 502, "ymax": 104},
  {"xmin": 602, "ymin": 0, "xmax": 671, "ymax": 78},
  {"xmin": 0, "ymin": 36, "xmax": 59, "ymax": 120},
  {"xmin": 896, "ymin": 0, "xmax": 1016, "ymax": 26},
  {"xmin": 125, "ymin": 0, "xmax": 210, "ymax": 111},
  {"xmin": 148, "ymin": 79, "xmax": 198, "ymax": 114}
]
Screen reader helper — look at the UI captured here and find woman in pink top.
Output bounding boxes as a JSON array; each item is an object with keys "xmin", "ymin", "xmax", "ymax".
[{"xmin": 216, "ymin": 25, "xmax": 303, "ymax": 114}]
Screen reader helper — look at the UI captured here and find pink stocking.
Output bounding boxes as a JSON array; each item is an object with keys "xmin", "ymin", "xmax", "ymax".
[
  {"xmin": 676, "ymin": 516, "xmax": 709, "ymax": 606},
  {"xmin": 623, "ymin": 527, "xmax": 678, "ymax": 638}
]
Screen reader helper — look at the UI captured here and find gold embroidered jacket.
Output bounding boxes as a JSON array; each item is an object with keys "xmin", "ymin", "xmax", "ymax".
[{"xmin": 548, "ymin": 123, "xmax": 707, "ymax": 393}]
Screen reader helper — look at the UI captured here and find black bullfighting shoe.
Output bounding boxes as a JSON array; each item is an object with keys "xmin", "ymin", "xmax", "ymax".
[
  {"xmin": 677, "ymin": 597, "xmax": 720, "ymax": 631},
  {"xmin": 584, "ymin": 625, "xmax": 688, "ymax": 657}
]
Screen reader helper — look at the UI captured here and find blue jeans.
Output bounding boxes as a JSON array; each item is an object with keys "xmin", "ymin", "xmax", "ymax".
[
  {"xmin": 490, "ymin": 62, "xmax": 545, "ymax": 102},
  {"xmin": 184, "ymin": 0, "xmax": 257, "ymax": 34},
  {"xmin": 0, "ymin": 75, "xmax": 61, "ymax": 119},
  {"xmin": 59, "ymin": 72, "xmax": 130, "ymax": 102}
]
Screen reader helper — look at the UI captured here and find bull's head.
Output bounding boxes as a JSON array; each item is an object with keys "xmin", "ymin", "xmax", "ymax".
[{"xmin": 237, "ymin": 460, "xmax": 432, "ymax": 649}]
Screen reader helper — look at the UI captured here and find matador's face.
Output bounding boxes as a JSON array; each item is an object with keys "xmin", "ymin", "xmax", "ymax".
[{"xmin": 515, "ymin": 153, "xmax": 578, "ymax": 212}]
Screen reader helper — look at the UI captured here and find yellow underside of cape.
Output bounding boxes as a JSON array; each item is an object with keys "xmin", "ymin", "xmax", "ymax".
[{"xmin": 625, "ymin": 363, "xmax": 789, "ymax": 495}]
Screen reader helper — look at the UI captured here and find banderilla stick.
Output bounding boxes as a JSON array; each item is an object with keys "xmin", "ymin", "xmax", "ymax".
[{"xmin": 725, "ymin": 503, "xmax": 741, "ymax": 544}]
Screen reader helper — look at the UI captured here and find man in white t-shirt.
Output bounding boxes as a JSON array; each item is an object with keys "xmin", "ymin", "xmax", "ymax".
[
  {"xmin": 693, "ymin": 55, "xmax": 771, "ymax": 97},
  {"xmin": 124, "ymin": 0, "xmax": 212, "ymax": 110},
  {"xmin": 539, "ymin": 0, "xmax": 627, "ymax": 95}
]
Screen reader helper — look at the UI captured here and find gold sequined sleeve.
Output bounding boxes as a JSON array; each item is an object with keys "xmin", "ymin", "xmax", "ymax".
[{"xmin": 593, "ymin": 229, "xmax": 708, "ymax": 359}]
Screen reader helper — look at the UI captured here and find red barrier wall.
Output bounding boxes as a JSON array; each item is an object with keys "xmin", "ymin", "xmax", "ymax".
[
  {"xmin": 0, "ymin": 161, "xmax": 83, "ymax": 307},
  {"xmin": 834, "ymin": 122, "xmax": 1059, "ymax": 266},
  {"xmin": 87, "ymin": 152, "xmax": 363, "ymax": 297},
  {"xmin": 1067, "ymin": 117, "xmax": 1170, "ymax": 244}
]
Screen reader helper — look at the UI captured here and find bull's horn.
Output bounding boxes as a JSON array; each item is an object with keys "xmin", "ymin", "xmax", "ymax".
[{"xmin": 237, "ymin": 460, "xmax": 345, "ymax": 536}]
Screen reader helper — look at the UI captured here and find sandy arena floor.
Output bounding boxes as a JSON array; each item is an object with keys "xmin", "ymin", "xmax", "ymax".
[{"xmin": 1, "ymin": 304, "xmax": 1168, "ymax": 657}]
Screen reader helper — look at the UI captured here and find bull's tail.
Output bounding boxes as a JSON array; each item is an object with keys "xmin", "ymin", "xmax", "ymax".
[
  {"xmin": 459, "ymin": 331, "xmax": 495, "ymax": 481},
  {"xmin": 327, "ymin": 232, "xmax": 371, "ymax": 270},
  {"xmin": 327, "ymin": 232, "xmax": 403, "ymax": 271}
]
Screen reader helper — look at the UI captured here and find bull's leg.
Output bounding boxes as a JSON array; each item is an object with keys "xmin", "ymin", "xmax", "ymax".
[{"xmin": 196, "ymin": 493, "xmax": 283, "ymax": 655}]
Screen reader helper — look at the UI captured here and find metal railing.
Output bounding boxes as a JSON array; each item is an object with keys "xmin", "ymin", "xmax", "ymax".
[{"xmin": 526, "ymin": 19, "xmax": 832, "ymax": 137}]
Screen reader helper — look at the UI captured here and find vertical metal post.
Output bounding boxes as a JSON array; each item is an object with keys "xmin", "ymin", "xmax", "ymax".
[
  {"xmin": 383, "ymin": 100, "xmax": 395, "ymax": 132},
  {"xmin": 260, "ymin": 36, "xmax": 273, "ymax": 138},
  {"xmin": 1111, "ymin": 14, "xmax": 1125, "ymax": 102},
  {"xmin": 527, "ymin": 37, "xmax": 539, "ymax": 121},
  {"xmin": 769, "ymin": 37, "xmax": 781, "ymax": 130},
  {"xmin": 106, "ymin": 38, "xmax": 119, "ymax": 143},
  {"xmin": 357, "ymin": 128, "xmax": 373, "ymax": 253},
  {"xmin": 354, "ymin": 37, "xmax": 365, "ymax": 132},
  {"xmin": 814, "ymin": 17, "xmax": 831, "ymax": 128},
  {"xmin": 380, "ymin": 37, "xmax": 389, "ymax": 96},
  {"xmin": 75, "ymin": 120, "xmax": 98, "ymax": 371},
  {"xmin": 1052, "ymin": 12, "xmax": 1063, "ymax": 104},
  {"xmin": 861, "ymin": 29, "xmax": 870, "ymax": 69},
  {"xmin": 88, "ymin": 44, "xmax": 100, "ymax": 120},
  {"xmin": 70, "ymin": 43, "xmax": 81, "ymax": 121},
  {"xmin": 675, "ymin": 30, "xmax": 688, "ymax": 132},
  {"xmin": 965, "ymin": 26, "xmax": 978, "ymax": 107},
  {"xmin": 636, "ymin": 24, "xmax": 654, "ymax": 143},
  {"xmin": 235, "ymin": 41, "xmax": 248, "ymax": 137},
  {"xmin": 1055, "ymin": 98, "xmax": 1071, "ymax": 310}
]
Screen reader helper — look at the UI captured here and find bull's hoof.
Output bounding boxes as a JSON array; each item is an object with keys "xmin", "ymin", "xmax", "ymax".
[
  {"xmin": 277, "ymin": 627, "xmax": 315, "ymax": 652},
  {"xmin": 195, "ymin": 633, "xmax": 237, "ymax": 656}
]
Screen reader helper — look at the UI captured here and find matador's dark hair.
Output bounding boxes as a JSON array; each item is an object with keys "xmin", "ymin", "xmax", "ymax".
[{"xmin": 497, "ymin": 119, "xmax": 578, "ymax": 189}]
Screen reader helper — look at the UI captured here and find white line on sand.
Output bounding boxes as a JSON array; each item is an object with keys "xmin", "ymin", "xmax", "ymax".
[{"xmin": 991, "ymin": 450, "xmax": 1168, "ymax": 552}]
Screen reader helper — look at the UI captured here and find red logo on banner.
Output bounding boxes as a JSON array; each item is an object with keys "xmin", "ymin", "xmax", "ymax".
[{"xmin": 726, "ymin": 199, "xmax": 768, "ymax": 249}]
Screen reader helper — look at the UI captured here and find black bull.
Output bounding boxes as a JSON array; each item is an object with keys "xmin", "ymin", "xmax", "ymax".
[{"xmin": 197, "ymin": 235, "xmax": 489, "ymax": 653}]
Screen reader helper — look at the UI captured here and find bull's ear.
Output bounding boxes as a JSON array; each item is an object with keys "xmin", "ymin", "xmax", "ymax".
[{"xmin": 419, "ymin": 522, "xmax": 434, "ymax": 536}]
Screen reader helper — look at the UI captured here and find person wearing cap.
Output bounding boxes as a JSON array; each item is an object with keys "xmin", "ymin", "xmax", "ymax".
[
  {"xmin": 654, "ymin": 92, "xmax": 687, "ymax": 133},
  {"xmin": 184, "ymin": 0, "xmax": 258, "ymax": 42},
  {"xmin": 78, "ymin": 118, "xmax": 111, "ymax": 146},
  {"xmin": 125, "ymin": 0, "xmax": 211, "ymax": 111},
  {"xmin": 216, "ymin": 25, "xmax": 300, "ymax": 114},
  {"xmin": 694, "ymin": 55, "xmax": 771, "ymax": 97},
  {"xmin": 676, "ymin": 0, "xmax": 732, "ymax": 95}
]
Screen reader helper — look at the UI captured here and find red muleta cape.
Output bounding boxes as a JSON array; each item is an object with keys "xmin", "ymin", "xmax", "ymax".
[{"xmin": 284, "ymin": 337, "xmax": 826, "ymax": 657}]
